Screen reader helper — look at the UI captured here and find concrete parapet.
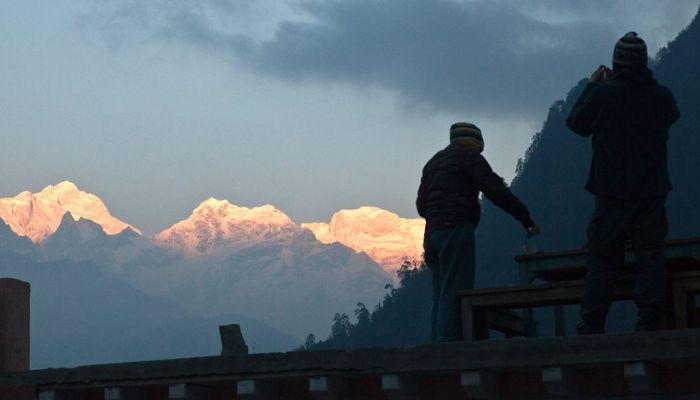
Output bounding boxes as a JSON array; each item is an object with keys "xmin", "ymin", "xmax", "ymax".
[{"xmin": 0, "ymin": 278, "xmax": 30, "ymax": 372}]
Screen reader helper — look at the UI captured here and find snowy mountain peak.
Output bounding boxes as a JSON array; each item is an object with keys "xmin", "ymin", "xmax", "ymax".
[
  {"xmin": 154, "ymin": 199, "xmax": 299, "ymax": 256},
  {"xmin": 0, "ymin": 181, "xmax": 142, "ymax": 243},
  {"xmin": 191, "ymin": 198, "xmax": 294, "ymax": 226},
  {"xmin": 302, "ymin": 206, "xmax": 425, "ymax": 275}
]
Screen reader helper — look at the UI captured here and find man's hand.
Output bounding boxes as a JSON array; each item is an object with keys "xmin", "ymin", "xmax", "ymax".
[
  {"xmin": 590, "ymin": 65, "xmax": 609, "ymax": 84},
  {"xmin": 526, "ymin": 224, "xmax": 541, "ymax": 238}
]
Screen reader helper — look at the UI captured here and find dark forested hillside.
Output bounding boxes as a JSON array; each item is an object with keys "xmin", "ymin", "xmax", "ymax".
[
  {"xmin": 311, "ymin": 261, "xmax": 431, "ymax": 350},
  {"xmin": 477, "ymin": 6, "xmax": 700, "ymax": 288}
]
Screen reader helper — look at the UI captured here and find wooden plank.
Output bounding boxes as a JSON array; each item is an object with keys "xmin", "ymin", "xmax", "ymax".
[
  {"xmin": 468, "ymin": 286, "xmax": 587, "ymax": 308},
  {"xmin": 516, "ymin": 238, "xmax": 700, "ymax": 284},
  {"xmin": 463, "ymin": 280, "xmax": 636, "ymax": 309},
  {"xmin": 459, "ymin": 280, "xmax": 585, "ymax": 296},
  {"xmin": 485, "ymin": 310, "xmax": 527, "ymax": 337}
]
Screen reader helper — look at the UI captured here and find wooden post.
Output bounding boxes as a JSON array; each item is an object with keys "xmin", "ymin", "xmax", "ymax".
[
  {"xmin": 0, "ymin": 278, "xmax": 30, "ymax": 372},
  {"xmin": 461, "ymin": 297, "xmax": 475, "ymax": 341},
  {"xmin": 672, "ymin": 280, "xmax": 690, "ymax": 329}
]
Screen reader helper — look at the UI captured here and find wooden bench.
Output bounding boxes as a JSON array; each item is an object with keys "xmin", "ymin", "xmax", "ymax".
[{"xmin": 459, "ymin": 270, "xmax": 700, "ymax": 341}]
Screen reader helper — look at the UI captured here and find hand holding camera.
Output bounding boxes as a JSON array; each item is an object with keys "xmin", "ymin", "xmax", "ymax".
[{"xmin": 590, "ymin": 65, "xmax": 612, "ymax": 84}]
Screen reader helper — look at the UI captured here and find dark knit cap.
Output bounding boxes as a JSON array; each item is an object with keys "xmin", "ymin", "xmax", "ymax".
[
  {"xmin": 613, "ymin": 32, "xmax": 648, "ymax": 66},
  {"xmin": 450, "ymin": 122, "xmax": 483, "ymax": 145}
]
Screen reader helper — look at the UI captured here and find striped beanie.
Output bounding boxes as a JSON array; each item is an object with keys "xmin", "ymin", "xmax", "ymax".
[
  {"xmin": 450, "ymin": 122, "xmax": 483, "ymax": 147},
  {"xmin": 613, "ymin": 32, "xmax": 647, "ymax": 67}
]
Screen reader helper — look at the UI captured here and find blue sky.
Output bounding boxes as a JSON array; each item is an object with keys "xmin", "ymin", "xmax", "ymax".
[{"xmin": 1, "ymin": 1, "xmax": 698, "ymax": 234}]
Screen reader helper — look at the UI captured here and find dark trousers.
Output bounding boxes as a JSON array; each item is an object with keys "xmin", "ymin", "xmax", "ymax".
[
  {"xmin": 579, "ymin": 196, "xmax": 668, "ymax": 333},
  {"xmin": 424, "ymin": 223, "xmax": 475, "ymax": 342}
]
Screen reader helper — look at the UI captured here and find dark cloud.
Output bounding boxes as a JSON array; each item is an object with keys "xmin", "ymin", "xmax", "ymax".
[
  {"xmin": 83, "ymin": 0, "xmax": 699, "ymax": 117},
  {"xmin": 246, "ymin": 0, "xmax": 618, "ymax": 116}
]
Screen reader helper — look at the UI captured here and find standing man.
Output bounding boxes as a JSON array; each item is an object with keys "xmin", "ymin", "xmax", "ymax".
[
  {"xmin": 567, "ymin": 32, "xmax": 680, "ymax": 334},
  {"xmin": 417, "ymin": 122, "xmax": 539, "ymax": 342}
]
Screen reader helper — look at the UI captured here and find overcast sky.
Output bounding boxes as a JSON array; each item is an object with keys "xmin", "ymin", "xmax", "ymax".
[{"xmin": 1, "ymin": 1, "xmax": 698, "ymax": 234}]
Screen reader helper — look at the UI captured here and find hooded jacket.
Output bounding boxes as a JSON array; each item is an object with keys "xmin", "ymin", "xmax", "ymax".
[
  {"xmin": 416, "ymin": 143, "xmax": 534, "ymax": 233},
  {"xmin": 566, "ymin": 68, "xmax": 680, "ymax": 198}
]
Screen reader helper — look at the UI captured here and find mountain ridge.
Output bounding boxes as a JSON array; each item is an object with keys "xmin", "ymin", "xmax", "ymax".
[
  {"xmin": 1, "ymin": 183, "xmax": 424, "ymax": 271},
  {"xmin": 0, "ymin": 181, "xmax": 141, "ymax": 242}
]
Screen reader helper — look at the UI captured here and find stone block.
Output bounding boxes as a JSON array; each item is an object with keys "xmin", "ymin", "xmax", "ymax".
[
  {"xmin": 38, "ymin": 391, "xmax": 81, "ymax": 400},
  {"xmin": 169, "ymin": 383, "xmax": 213, "ymax": 399},
  {"xmin": 381, "ymin": 374, "xmax": 418, "ymax": 400},
  {"xmin": 237, "ymin": 379, "xmax": 278, "ymax": 399},
  {"xmin": 309, "ymin": 376, "xmax": 350, "ymax": 400},
  {"xmin": 542, "ymin": 366, "xmax": 577, "ymax": 397},
  {"xmin": 624, "ymin": 361, "xmax": 658, "ymax": 393},
  {"xmin": 105, "ymin": 387, "xmax": 147, "ymax": 400},
  {"xmin": 219, "ymin": 324, "xmax": 248, "ymax": 356},
  {"xmin": 461, "ymin": 370, "xmax": 499, "ymax": 399}
]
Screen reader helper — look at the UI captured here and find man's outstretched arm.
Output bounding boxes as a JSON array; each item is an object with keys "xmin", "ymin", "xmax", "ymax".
[{"xmin": 470, "ymin": 155, "xmax": 536, "ymax": 231}]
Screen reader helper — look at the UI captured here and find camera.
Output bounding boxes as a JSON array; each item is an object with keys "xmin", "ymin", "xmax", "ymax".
[{"xmin": 603, "ymin": 66, "xmax": 614, "ymax": 81}]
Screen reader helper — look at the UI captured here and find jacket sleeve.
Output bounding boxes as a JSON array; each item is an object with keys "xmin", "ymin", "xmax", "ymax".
[
  {"xmin": 566, "ymin": 82, "xmax": 600, "ymax": 137},
  {"xmin": 667, "ymin": 90, "xmax": 681, "ymax": 127},
  {"xmin": 469, "ymin": 155, "xmax": 534, "ymax": 228},
  {"xmin": 416, "ymin": 174, "xmax": 427, "ymax": 218}
]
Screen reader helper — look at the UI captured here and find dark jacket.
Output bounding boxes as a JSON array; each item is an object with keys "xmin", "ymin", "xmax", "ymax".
[
  {"xmin": 416, "ymin": 143, "xmax": 534, "ymax": 233},
  {"xmin": 566, "ymin": 68, "xmax": 680, "ymax": 199}
]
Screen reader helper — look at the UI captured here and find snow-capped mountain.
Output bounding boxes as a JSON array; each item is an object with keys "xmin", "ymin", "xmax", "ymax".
[
  {"xmin": 0, "ymin": 181, "xmax": 415, "ymax": 339},
  {"xmin": 153, "ymin": 198, "xmax": 303, "ymax": 256},
  {"xmin": 0, "ymin": 181, "xmax": 141, "ymax": 243},
  {"xmin": 302, "ymin": 207, "xmax": 425, "ymax": 275}
]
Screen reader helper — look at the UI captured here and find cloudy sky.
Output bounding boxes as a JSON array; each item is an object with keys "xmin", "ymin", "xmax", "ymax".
[{"xmin": 1, "ymin": 1, "xmax": 698, "ymax": 234}]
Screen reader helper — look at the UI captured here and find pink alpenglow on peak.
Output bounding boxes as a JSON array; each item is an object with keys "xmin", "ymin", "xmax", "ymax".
[
  {"xmin": 0, "ymin": 181, "xmax": 142, "ymax": 243},
  {"xmin": 302, "ymin": 206, "xmax": 425, "ymax": 275},
  {"xmin": 153, "ymin": 198, "xmax": 301, "ymax": 256}
]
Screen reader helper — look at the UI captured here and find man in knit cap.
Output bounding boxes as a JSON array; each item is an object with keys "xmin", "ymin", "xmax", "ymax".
[
  {"xmin": 417, "ymin": 122, "xmax": 539, "ymax": 342},
  {"xmin": 567, "ymin": 32, "xmax": 680, "ymax": 334}
]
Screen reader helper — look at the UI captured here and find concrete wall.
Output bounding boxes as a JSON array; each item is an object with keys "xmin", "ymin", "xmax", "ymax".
[{"xmin": 0, "ymin": 278, "xmax": 30, "ymax": 372}]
